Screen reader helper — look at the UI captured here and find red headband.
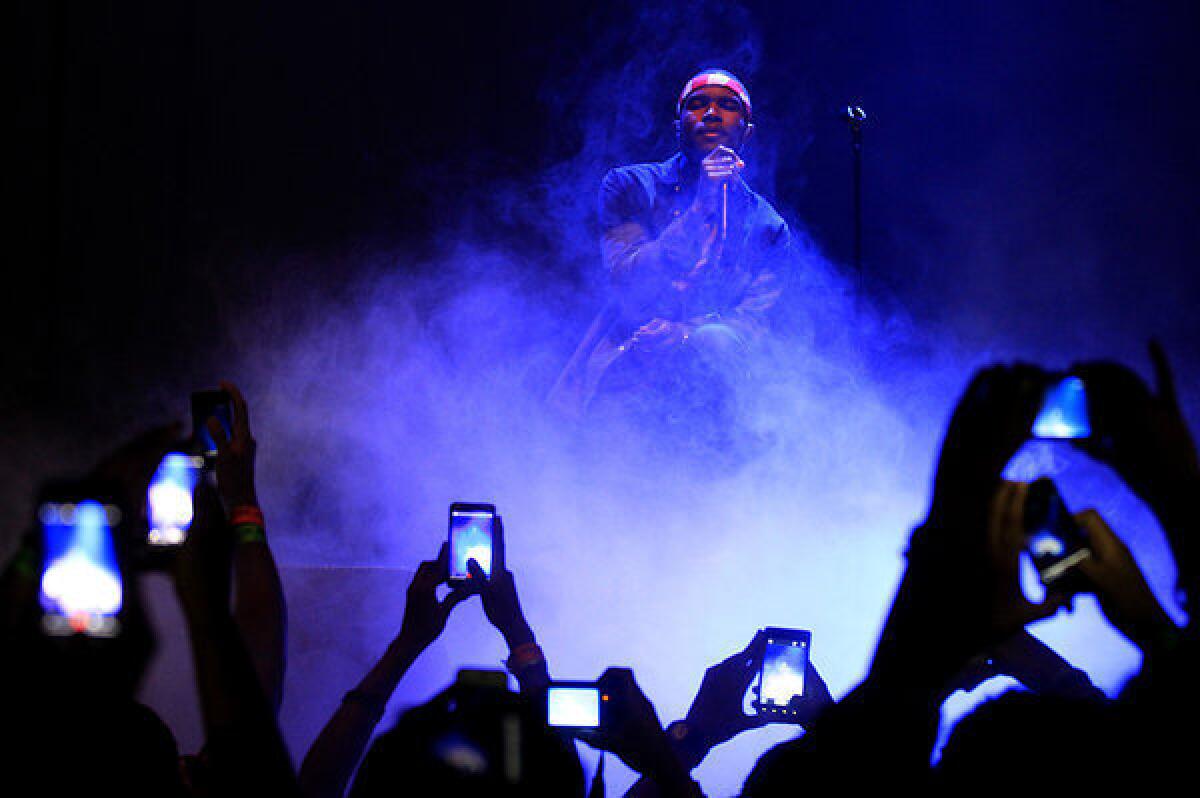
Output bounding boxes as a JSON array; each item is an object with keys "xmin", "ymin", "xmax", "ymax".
[{"xmin": 678, "ymin": 71, "xmax": 752, "ymax": 120}]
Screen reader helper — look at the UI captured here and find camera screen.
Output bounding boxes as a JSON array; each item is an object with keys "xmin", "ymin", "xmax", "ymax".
[
  {"xmin": 38, "ymin": 500, "xmax": 123, "ymax": 637},
  {"xmin": 547, "ymin": 686, "xmax": 601, "ymax": 728},
  {"xmin": 449, "ymin": 509, "xmax": 494, "ymax": 580},
  {"xmin": 147, "ymin": 453, "xmax": 204, "ymax": 545},
  {"xmin": 760, "ymin": 635, "xmax": 809, "ymax": 712},
  {"xmin": 1032, "ymin": 376, "xmax": 1091, "ymax": 439}
]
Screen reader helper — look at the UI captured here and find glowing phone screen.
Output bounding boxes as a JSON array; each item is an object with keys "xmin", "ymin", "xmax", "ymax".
[
  {"xmin": 147, "ymin": 453, "xmax": 204, "ymax": 545},
  {"xmin": 759, "ymin": 634, "xmax": 809, "ymax": 713},
  {"xmin": 1032, "ymin": 376, "xmax": 1091, "ymax": 439},
  {"xmin": 39, "ymin": 500, "xmax": 123, "ymax": 637},
  {"xmin": 449, "ymin": 510, "xmax": 494, "ymax": 580}
]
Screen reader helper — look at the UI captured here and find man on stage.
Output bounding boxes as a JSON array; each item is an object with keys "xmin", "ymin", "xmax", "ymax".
[{"xmin": 549, "ymin": 68, "xmax": 793, "ymax": 449}]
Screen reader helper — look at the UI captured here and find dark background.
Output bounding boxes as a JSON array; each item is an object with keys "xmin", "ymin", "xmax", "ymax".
[{"xmin": 11, "ymin": 0, "xmax": 1199, "ymax": 432}]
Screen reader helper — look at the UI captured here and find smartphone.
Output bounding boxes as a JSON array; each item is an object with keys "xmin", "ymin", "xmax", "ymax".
[
  {"xmin": 1032, "ymin": 375, "xmax": 1091, "ymax": 439},
  {"xmin": 448, "ymin": 502, "xmax": 497, "ymax": 583},
  {"xmin": 755, "ymin": 627, "xmax": 812, "ymax": 721},
  {"xmin": 1023, "ymin": 478, "xmax": 1091, "ymax": 587},
  {"xmin": 38, "ymin": 498, "xmax": 124, "ymax": 638},
  {"xmin": 146, "ymin": 452, "xmax": 205, "ymax": 546},
  {"xmin": 546, "ymin": 681, "xmax": 607, "ymax": 731},
  {"xmin": 191, "ymin": 389, "xmax": 234, "ymax": 458}
]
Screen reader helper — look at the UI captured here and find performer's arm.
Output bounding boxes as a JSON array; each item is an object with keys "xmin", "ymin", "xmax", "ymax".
[
  {"xmin": 601, "ymin": 169, "xmax": 714, "ymax": 311},
  {"xmin": 681, "ymin": 220, "xmax": 789, "ymax": 341}
]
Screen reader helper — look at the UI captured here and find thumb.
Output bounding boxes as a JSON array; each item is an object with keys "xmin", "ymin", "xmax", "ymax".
[{"xmin": 1148, "ymin": 338, "xmax": 1181, "ymax": 414}]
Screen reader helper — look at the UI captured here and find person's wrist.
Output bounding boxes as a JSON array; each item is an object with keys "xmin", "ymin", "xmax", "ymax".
[
  {"xmin": 502, "ymin": 621, "xmax": 535, "ymax": 649},
  {"xmin": 393, "ymin": 625, "xmax": 428, "ymax": 649},
  {"xmin": 505, "ymin": 641, "xmax": 545, "ymax": 676},
  {"xmin": 638, "ymin": 730, "xmax": 695, "ymax": 789},
  {"xmin": 666, "ymin": 720, "xmax": 711, "ymax": 769}
]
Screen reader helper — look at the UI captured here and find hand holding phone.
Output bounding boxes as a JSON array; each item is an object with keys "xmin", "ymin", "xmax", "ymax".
[
  {"xmin": 191, "ymin": 389, "xmax": 233, "ymax": 460},
  {"xmin": 753, "ymin": 627, "xmax": 812, "ymax": 722},
  {"xmin": 394, "ymin": 544, "xmax": 472, "ymax": 655},
  {"xmin": 1023, "ymin": 478, "xmax": 1092, "ymax": 590}
]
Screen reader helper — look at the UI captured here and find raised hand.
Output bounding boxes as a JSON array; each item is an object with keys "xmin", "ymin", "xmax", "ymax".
[
  {"xmin": 1074, "ymin": 509, "xmax": 1178, "ymax": 655},
  {"xmin": 926, "ymin": 364, "xmax": 1048, "ymax": 534},
  {"xmin": 206, "ymin": 380, "xmax": 258, "ymax": 510},
  {"xmin": 396, "ymin": 544, "xmax": 471, "ymax": 654},
  {"xmin": 694, "ymin": 145, "xmax": 745, "ymax": 216},
  {"xmin": 624, "ymin": 318, "xmax": 690, "ymax": 353},
  {"xmin": 986, "ymin": 480, "xmax": 1071, "ymax": 636},
  {"xmin": 467, "ymin": 544, "xmax": 535, "ymax": 649}
]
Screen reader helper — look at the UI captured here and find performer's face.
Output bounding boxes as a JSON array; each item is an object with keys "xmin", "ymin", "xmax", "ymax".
[{"xmin": 677, "ymin": 85, "xmax": 752, "ymax": 158}]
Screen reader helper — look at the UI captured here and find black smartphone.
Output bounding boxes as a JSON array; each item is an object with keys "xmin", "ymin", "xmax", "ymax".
[
  {"xmin": 546, "ymin": 680, "xmax": 609, "ymax": 731},
  {"xmin": 191, "ymin": 389, "xmax": 233, "ymax": 458},
  {"xmin": 448, "ymin": 502, "xmax": 498, "ymax": 583},
  {"xmin": 754, "ymin": 627, "xmax": 812, "ymax": 721},
  {"xmin": 1023, "ymin": 477, "xmax": 1091, "ymax": 588},
  {"xmin": 146, "ymin": 452, "xmax": 205, "ymax": 546},
  {"xmin": 37, "ymin": 491, "xmax": 124, "ymax": 638},
  {"xmin": 1031, "ymin": 375, "xmax": 1091, "ymax": 439}
]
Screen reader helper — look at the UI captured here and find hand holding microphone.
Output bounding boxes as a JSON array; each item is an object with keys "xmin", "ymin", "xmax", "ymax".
[{"xmin": 695, "ymin": 145, "xmax": 744, "ymax": 222}]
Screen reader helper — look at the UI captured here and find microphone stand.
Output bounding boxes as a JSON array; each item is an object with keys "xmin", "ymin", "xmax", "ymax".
[{"xmin": 845, "ymin": 105, "xmax": 867, "ymax": 290}]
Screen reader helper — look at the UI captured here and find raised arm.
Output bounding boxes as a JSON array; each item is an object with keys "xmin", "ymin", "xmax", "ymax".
[
  {"xmin": 298, "ymin": 546, "xmax": 469, "ymax": 798},
  {"xmin": 174, "ymin": 483, "xmax": 299, "ymax": 797},
  {"xmin": 466, "ymin": 517, "xmax": 549, "ymax": 693},
  {"xmin": 207, "ymin": 380, "xmax": 288, "ymax": 714}
]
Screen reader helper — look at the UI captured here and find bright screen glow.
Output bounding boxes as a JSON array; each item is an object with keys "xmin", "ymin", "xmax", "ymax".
[
  {"xmin": 1032, "ymin": 376, "xmax": 1091, "ymax": 439},
  {"xmin": 547, "ymin": 686, "xmax": 600, "ymax": 728},
  {"xmin": 39, "ymin": 500, "xmax": 122, "ymax": 636},
  {"xmin": 450, "ymin": 510, "xmax": 494, "ymax": 579},
  {"xmin": 148, "ymin": 453, "xmax": 204, "ymax": 545},
  {"xmin": 761, "ymin": 637, "xmax": 808, "ymax": 709}
]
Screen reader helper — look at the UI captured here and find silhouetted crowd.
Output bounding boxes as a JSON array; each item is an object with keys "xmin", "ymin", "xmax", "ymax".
[{"xmin": 3, "ymin": 344, "xmax": 1198, "ymax": 797}]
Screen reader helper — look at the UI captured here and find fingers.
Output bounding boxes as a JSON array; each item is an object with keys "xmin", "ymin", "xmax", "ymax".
[
  {"xmin": 1023, "ymin": 592, "xmax": 1071, "ymax": 625},
  {"xmin": 207, "ymin": 416, "xmax": 230, "ymax": 453},
  {"xmin": 220, "ymin": 379, "xmax": 252, "ymax": 439},
  {"xmin": 744, "ymin": 712, "xmax": 769, "ymax": 730},
  {"xmin": 466, "ymin": 556, "xmax": 486, "ymax": 582},
  {"xmin": 735, "ymin": 633, "xmax": 762, "ymax": 666},
  {"xmin": 494, "ymin": 515, "xmax": 506, "ymax": 572},
  {"xmin": 701, "ymin": 146, "xmax": 745, "ymax": 177},
  {"xmin": 987, "ymin": 480, "xmax": 1028, "ymax": 558},
  {"xmin": 1148, "ymin": 339, "xmax": 1181, "ymax": 415},
  {"xmin": 1074, "ymin": 508, "xmax": 1123, "ymax": 564},
  {"xmin": 412, "ymin": 547, "xmax": 448, "ymax": 590}
]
